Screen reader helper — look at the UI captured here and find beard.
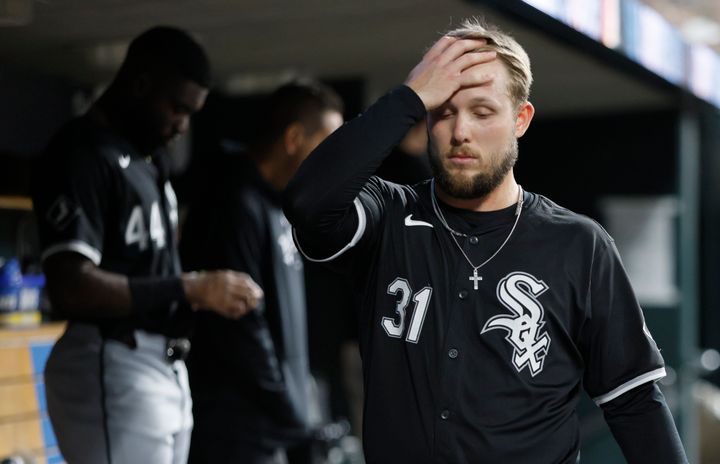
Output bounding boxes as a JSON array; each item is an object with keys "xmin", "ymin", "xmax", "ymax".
[{"xmin": 428, "ymin": 137, "xmax": 518, "ymax": 199}]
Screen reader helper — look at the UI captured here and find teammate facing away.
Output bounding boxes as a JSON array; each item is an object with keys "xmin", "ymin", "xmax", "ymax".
[
  {"xmin": 283, "ymin": 18, "xmax": 689, "ymax": 464},
  {"xmin": 180, "ymin": 80, "xmax": 344, "ymax": 463},
  {"xmin": 32, "ymin": 27, "xmax": 263, "ymax": 464}
]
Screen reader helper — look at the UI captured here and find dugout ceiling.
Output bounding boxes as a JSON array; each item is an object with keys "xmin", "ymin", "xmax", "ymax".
[{"xmin": 0, "ymin": 0, "xmax": 678, "ymax": 117}]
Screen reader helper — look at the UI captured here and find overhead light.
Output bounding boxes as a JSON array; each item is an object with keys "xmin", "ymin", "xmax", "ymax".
[
  {"xmin": 0, "ymin": 0, "xmax": 33, "ymax": 26},
  {"xmin": 680, "ymin": 16, "xmax": 720, "ymax": 46}
]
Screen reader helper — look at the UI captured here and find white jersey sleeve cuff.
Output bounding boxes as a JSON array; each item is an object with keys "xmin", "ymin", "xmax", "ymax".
[
  {"xmin": 41, "ymin": 240, "xmax": 102, "ymax": 266},
  {"xmin": 293, "ymin": 198, "xmax": 367, "ymax": 263},
  {"xmin": 592, "ymin": 367, "xmax": 667, "ymax": 405}
]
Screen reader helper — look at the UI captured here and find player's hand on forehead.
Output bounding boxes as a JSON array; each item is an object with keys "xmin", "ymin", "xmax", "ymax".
[{"xmin": 405, "ymin": 36, "xmax": 496, "ymax": 110}]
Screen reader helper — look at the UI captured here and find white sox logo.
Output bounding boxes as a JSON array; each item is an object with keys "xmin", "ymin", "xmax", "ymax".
[{"xmin": 482, "ymin": 272, "xmax": 551, "ymax": 377}]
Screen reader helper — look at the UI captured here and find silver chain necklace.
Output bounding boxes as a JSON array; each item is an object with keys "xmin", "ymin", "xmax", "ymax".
[{"xmin": 430, "ymin": 178, "xmax": 524, "ymax": 290}]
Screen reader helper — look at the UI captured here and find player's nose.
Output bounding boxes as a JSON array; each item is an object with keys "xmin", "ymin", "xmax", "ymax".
[{"xmin": 451, "ymin": 114, "xmax": 471, "ymax": 144}]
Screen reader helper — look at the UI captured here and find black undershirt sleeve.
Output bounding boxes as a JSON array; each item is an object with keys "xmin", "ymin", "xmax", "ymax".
[
  {"xmin": 128, "ymin": 275, "xmax": 188, "ymax": 325},
  {"xmin": 602, "ymin": 383, "xmax": 688, "ymax": 463},
  {"xmin": 283, "ymin": 85, "xmax": 426, "ymax": 255}
]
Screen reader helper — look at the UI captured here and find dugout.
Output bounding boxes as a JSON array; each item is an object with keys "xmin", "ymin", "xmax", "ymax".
[
  {"xmin": 179, "ymin": 1, "xmax": 720, "ymax": 462},
  {"xmin": 184, "ymin": 2, "xmax": 719, "ymax": 460},
  {"xmin": 0, "ymin": 0, "xmax": 718, "ymax": 462}
]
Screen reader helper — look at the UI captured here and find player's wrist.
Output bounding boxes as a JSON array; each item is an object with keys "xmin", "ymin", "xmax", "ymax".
[
  {"xmin": 396, "ymin": 84, "xmax": 431, "ymax": 116},
  {"xmin": 128, "ymin": 275, "xmax": 188, "ymax": 321},
  {"xmin": 180, "ymin": 271, "xmax": 206, "ymax": 311}
]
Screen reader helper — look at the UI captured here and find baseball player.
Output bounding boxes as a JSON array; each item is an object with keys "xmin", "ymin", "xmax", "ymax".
[
  {"xmin": 180, "ymin": 81, "xmax": 344, "ymax": 463},
  {"xmin": 32, "ymin": 27, "xmax": 262, "ymax": 464},
  {"xmin": 283, "ymin": 18, "xmax": 688, "ymax": 464}
]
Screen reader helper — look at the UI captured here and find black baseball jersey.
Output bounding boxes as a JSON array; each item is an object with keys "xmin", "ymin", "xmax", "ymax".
[
  {"xmin": 180, "ymin": 155, "xmax": 312, "ymax": 450},
  {"xmin": 32, "ymin": 115, "xmax": 184, "ymax": 333},
  {"xmin": 284, "ymin": 86, "xmax": 670, "ymax": 464}
]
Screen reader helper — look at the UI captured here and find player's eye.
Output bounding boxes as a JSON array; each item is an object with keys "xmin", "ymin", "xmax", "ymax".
[
  {"xmin": 471, "ymin": 106, "xmax": 494, "ymax": 119},
  {"xmin": 430, "ymin": 107, "xmax": 455, "ymax": 121}
]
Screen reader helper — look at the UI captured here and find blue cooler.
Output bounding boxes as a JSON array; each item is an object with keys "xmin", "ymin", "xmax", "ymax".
[
  {"xmin": 0, "ymin": 258, "xmax": 45, "ymax": 326},
  {"xmin": 0, "ymin": 258, "xmax": 23, "ymax": 313}
]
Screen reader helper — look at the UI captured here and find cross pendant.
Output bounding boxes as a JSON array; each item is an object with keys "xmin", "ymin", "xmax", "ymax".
[{"xmin": 469, "ymin": 269, "xmax": 483, "ymax": 290}]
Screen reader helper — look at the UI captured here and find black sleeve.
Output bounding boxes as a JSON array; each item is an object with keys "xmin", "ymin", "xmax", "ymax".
[
  {"xmin": 580, "ymin": 234, "xmax": 666, "ymax": 404},
  {"xmin": 602, "ymin": 383, "xmax": 688, "ymax": 463},
  {"xmin": 33, "ymin": 137, "xmax": 112, "ymax": 265},
  {"xmin": 182, "ymin": 189, "xmax": 306, "ymax": 428},
  {"xmin": 282, "ymin": 85, "xmax": 426, "ymax": 259},
  {"xmin": 201, "ymin": 192, "xmax": 277, "ymax": 370}
]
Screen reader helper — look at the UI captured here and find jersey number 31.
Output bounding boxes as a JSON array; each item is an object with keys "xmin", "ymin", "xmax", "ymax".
[{"xmin": 382, "ymin": 278, "xmax": 432, "ymax": 344}]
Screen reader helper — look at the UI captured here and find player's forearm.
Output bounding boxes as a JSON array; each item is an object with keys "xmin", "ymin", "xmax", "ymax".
[
  {"xmin": 44, "ymin": 254, "xmax": 135, "ymax": 319},
  {"xmin": 283, "ymin": 85, "xmax": 425, "ymax": 232},
  {"xmin": 44, "ymin": 252, "xmax": 191, "ymax": 323},
  {"xmin": 602, "ymin": 383, "xmax": 688, "ymax": 463}
]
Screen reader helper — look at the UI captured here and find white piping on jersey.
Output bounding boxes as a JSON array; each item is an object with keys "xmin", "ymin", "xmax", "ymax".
[
  {"xmin": 293, "ymin": 198, "xmax": 366, "ymax": 263},
  {"xmin": 592, "ymin": 367, "xmax": 666, "ymax": 405},
  {"xmin": 41, "ymin": 240, "xmax": 102, "ymax": 266}
]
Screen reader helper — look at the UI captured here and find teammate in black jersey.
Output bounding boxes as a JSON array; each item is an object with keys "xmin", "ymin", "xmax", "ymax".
[
  {"xmin": 32, "ymin": 27, "xmax": 262, "ymax": 464},
  {"xmin": 181, "ymin": 81, "xmax": 344, "ymax": 463},
  {"xmin": 283, "ymin": 18, "xmax": 688, "ymax": 464}
]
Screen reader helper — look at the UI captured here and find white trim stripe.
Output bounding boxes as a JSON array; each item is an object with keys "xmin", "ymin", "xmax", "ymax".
[
  {"xmin": 293, "ymin": 198, "xmax": 367, "ymax": 263},
  {"xmin": 41, "ymin": 240, "xmax": 102, "ymax": 265},
  {"xmin": 592, "ymin": 367, "xmax": 667, "ymax": 405}
]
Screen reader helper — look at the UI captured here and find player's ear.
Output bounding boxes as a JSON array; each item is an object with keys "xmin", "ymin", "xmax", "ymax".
[
  {"xmin": 283, "ymin": 122, "xmax": 306, "ymax": 156},
  {"xmin": 514, "ymin": 101, "xmax": 535, "ymax": 138}
]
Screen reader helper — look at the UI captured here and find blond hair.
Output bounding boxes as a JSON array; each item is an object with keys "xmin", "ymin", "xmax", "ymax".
[{"xmin": 446, "ymin": 18, "xmax": 533, "ymax": 108}]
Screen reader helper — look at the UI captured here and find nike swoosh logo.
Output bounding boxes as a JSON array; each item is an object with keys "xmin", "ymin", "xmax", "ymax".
[
  {"xmin": 404, "ymin": 214, "xmax": 433, "ymax": 228},
  {"xmin": 119, "ymin": 155, "xmax": 131, "ymax": 169}
]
